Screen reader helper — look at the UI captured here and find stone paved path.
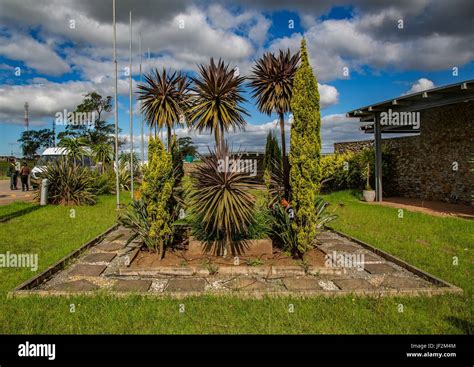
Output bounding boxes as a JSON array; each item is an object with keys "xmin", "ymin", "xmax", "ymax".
[{"xmin": 30, "ymin": 226, "xmax": 453, "ymax": 296}]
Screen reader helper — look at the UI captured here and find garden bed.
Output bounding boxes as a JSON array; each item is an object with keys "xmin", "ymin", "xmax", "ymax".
[{"xmin": 120, "ymin": 238, "xmax": 335, "ymax": 277}]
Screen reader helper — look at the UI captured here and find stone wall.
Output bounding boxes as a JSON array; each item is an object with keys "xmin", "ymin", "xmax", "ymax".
[{"xmin": 334, "ymin": 101, "xmax": 474, "ymax": 205}]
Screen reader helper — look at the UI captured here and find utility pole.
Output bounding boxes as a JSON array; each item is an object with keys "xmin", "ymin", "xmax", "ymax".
[
  {"xmin": 52, "ymin": 119, "xmax": 56, "ymax": 147},
  {"xmin": 113, "ymin": 0, "xmax": 120, "ymax": 209},
  {"xmin": 129, "ymin": 11, "xmax": 134, "ymax": 199}
]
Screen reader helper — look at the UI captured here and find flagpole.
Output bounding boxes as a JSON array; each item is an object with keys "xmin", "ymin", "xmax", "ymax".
[
  {"xmin": 113, "ymin": 0, "xmax": 120, "ymax": 210},
  {"xmin": 129, "ymin": 10, "xmax": 134, "ymax": 199},
  {"xmin": 139, "ymin": 33, "xmax": 144, "ymax": 164}
]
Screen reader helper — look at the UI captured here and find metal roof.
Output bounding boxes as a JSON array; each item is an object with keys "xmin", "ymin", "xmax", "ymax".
[{"xmin": 346, "ymin": 79, "xmax": 474, "ymax": 134}]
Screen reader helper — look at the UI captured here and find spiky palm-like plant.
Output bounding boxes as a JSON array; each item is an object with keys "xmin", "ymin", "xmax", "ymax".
[
  {"xmin": 58, "ymin": 137, "xmax": 89, "ymax": 166},
  {"xmin": 137, "ymin": 69, "xmax": 190, "ymax": 150},
  {"xmin": 190, "ymin": 144, "xmax": 259, "ymax": 256},
  {"xmin": 37, "ymin": 158, "xmax": 96, "ymax": 205},
  {"xmin": 189, "ymin": 58, "xmax": 249, "ymax": 149},
  {"xmin": 249, "ymin": 49, "xmax": 300, "ymax": 198},
  {"xmin": 91, "ymin": 142, "xmax": 113, "ymax": 173}
]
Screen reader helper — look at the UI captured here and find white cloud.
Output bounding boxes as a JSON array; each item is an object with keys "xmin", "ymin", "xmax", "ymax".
[
  {"xmin": 404, "ymin": 78, "xmax": 435, "ymax": 95},
  {"xmin": 0, "ymin": 32, "xmax": 70, "ymax": 76}
]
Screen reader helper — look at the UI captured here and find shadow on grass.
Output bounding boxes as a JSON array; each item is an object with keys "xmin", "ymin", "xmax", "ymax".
[
  {"xmin": 0, "ymin": 205, "xmax": 41, "ymax": 223},
  {"xmin": 445, "ymin": 316, "xmax": 474, "ymax": 334}
]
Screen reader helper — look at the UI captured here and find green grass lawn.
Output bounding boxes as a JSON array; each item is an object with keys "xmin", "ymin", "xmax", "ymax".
[
  {"xmin": 0, "ymin": 201, "xmax": 36, "ymax": 219},
  {"xmin": 0, "ymin": 191, "xmax": 472, "ymax": 334}
]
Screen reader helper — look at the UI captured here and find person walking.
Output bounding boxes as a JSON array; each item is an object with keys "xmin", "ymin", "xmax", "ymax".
[
  {"xmin": 20, "ymin": 161, "xmax": 31, "ymax": 191},
  {"xmin": 7, "ymin": 158, "xmax": 18, "ymax": 190}
]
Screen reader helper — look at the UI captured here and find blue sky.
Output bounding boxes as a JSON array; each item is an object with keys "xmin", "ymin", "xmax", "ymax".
[{"xmin": 0, "ymin": 0, "xmax": 473, "ymax": 156}]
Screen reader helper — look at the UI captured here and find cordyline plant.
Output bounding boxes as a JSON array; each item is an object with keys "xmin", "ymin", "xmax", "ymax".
[
  {"xmin": 137, "ymin": 69, "xmax": 191, "ymax": 151},
  {"xmin": 289, "ymin": 38, "xmax": 322, "ymax": 255},
  {"xmin": 189, "ymin": 144, "xmax": 260, "ymax": 256},
  {"xmin": 189, "ymin": 58, "xmax": 249, "ymax": 149},
  {"xmin": 249, "ymin": 49, "xmax": 300, "ymax": 198}
]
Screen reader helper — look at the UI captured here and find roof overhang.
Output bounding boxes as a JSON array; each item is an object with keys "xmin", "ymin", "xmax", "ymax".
[{"xmin": 346, "ymin": 80, "xmax": 474, "ymax": 134}]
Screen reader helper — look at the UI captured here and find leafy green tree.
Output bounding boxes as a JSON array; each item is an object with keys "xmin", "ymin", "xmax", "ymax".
[
  {"xmin": 18, "ymin": 129, "xmax": 54, "ymax": 157},
  {"xmin": 289, "ymin": 38, "xmax": 322, "ymax": 256},
  {"xmin": 178, "ymin": 136, "xmax": 197, "ymax": 158},
  {"xmin": 189, "ymin": 58, "xmax": 248, "ymax": 149},
  {"xmin": 60, "ymin": 92, "xmax": 114, "ymax": 145},
  {"xmin": 140, "ymin": 135, "xmax": 174, "ymax": 258}
]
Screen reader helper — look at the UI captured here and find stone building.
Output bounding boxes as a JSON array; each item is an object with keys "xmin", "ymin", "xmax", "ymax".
[{"xmin": 342, "ymin": 80, "xmax": 473, "ymax": 205}]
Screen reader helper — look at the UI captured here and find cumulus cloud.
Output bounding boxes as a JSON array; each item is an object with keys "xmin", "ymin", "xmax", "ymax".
[{"xmin": 404, "ymin": 78, "xmax": 435, "ymax": 95}]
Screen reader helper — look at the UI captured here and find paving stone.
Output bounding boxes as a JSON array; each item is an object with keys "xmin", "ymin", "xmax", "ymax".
[
  {"xmin": 69, "ymin": 264, "xmax": 107, "ymax": 277},
  {"xmin": 271, "ymin": 266, "xmax": 305, "ymax": 276},
  {"xmin": 53, "ymin": 279, "xmax": 99, "ymax": 291},
  {"xmin": 282, "ymin": 277, "xmax": 323, "ymax": 291},
  {"xmin": 165, "ymin": 278, "xmax": 206, "ymax": 292},
  {"xmin": 97, "ymin": 241, "xmax": 125, "ymax": 252},
  {"xmin": 82, "ymin": 253, "xmax": 116, "ymax": 263},
  {"xmin": 381, "ymin": 275, "xmax": 428, "ymax": 289},
  {"xmin": 359, "ymin": 253, "xmax": 382, "ymax": 263},
  {"xmin": 226, "ymin": 277, "xmax": 279, "ymax": 291},
  {"xmin": 332, "ymin": 278, "xmax": 375, "ymax": 290},
  {"xmin": 328, "ymin": 243, "xmax": 360, "ymax": 253},
  {"xmin": 113, "ymin": 279, "xmax": 152, "ymax": 292},
  {"xmin": 364, "ymin": 263, "xmax": 397, "ymax": 274}
]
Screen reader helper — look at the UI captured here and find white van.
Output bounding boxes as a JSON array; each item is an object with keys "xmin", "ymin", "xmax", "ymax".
[{"xmin": 31, "ymin": 147, "xmax": 96, "ymax": 180}]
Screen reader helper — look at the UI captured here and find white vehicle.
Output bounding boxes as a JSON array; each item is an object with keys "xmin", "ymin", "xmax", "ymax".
[{"xmin": 31, "ymin": 147, "xmax": 96, "ymax": 180}]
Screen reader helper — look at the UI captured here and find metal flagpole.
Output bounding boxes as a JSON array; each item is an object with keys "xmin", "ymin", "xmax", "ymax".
[
  {"xmin": 129, "ymin": 11, "xmax": 134, "ymax": 199},
  {"xmin": 113, "ymin": 0, "xmax": 120, "ymax": 210},
  {"xmin": 139, "ymin": 33, "xmax": 144, "ymax": 163}
]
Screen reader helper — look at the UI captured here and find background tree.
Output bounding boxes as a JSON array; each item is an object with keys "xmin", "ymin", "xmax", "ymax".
[
  {"xmin": 58, "ymin": 137, "xmax": 88, "ymax": 166},
  {"xmin": 92, "ymin": 142, "xmax": 113, "ymax": 173},
  {"xmin": 289, "ymin": 38, "xmax": 322, "ymax": 256},
  {"xmin": 137, "ymin": 69, "xmax": 190, "ymax": 150},
  {"xmin": 249, "ymin": 49, "xmax": 300, "ymax": 198},
  {"xmin": 263, "ymin": 130, "xmax": 281, "ymax": 173},
  {"xmin": 178, "ymin": 136, "xmax": 197, "ymax": 158},
  {"xmin": 189, "ymin": 58, "xmax": 248, "ymax": 149},
  {"xmin": 18, "ymin": 129, "xmax": 54, "ymax": 158},
  {"xmin": 60, "ymin": 92, "xmax": 114, "ymax": 145}
]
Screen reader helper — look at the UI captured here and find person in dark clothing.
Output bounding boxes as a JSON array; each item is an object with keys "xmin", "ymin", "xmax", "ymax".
[
  {"xmin": 7, "ymin": 158, "xmax": 18, "ymax": 190},
  {"xmin": 20, "ymin": 161, "xmax": 30, "ymax": 191}
]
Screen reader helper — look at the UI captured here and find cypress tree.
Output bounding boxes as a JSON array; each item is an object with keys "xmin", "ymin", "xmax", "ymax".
[
  {"xmin": 141, "ymin": 136, "xmax": 174, "ymax": 258},
  {"xmin": 289, "ymin": 38, "xmax": 322, "ymax": 256}
]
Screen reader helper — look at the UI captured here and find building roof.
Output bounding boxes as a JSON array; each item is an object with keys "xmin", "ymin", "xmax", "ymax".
[{"xmin": 346, "ymin": 79, "xmax": 474, "ymax": 133}]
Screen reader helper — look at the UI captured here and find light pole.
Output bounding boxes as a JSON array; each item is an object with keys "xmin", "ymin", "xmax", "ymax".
[
  {"xmin": 113, "ymin": 0, "xmax": 120, "ymax": 209},
  {"xmin": 129, "ymin": 11, "xmax": 134, "ymax": 199}
]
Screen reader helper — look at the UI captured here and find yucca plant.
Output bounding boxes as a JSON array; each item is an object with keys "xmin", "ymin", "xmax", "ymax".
[
  {"xmin": 190, "ymin": 144, "xmax": 260, "ymax": 256},
  {"xmin": 249, "ymin": 49, "xmax": 300, "ymax": 198},
  {"xmin": 137, "ymin": 69, "xmax": 191, "ymax": 150},
  {"xmin": 37, "ymin": 158, "xmax": 96, "ymax": 205},
  {"xmin": 189, "ymin": 58, "xmax": 249, "ymax": 149},
  {"xmin": 119, "ymin": 199, "xmax": 155, "ymax": 249},
  {"xmin": 270, "ymin": 197, "xmax": 337, "ymax": 259}
]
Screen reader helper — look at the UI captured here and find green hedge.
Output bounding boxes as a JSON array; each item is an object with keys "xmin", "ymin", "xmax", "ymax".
[{"xmin": 321, "ymin": 148, "xmax": 395, "ymax": 194}]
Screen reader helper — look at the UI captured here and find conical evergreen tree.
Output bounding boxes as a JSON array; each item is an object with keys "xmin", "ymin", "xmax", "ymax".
[{"xmin": 289, "ymin": 38, "xmax": 322, "ymax": 256}]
